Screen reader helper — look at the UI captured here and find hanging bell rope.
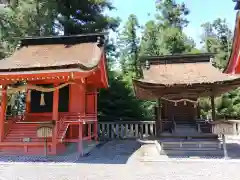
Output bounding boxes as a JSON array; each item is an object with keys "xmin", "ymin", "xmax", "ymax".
[{"xmin": 40, "ymin": 93, "xmax": 46, "ymax": 106}]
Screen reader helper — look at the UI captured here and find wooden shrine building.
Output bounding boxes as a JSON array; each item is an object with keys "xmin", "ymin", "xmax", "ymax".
[
  {"xmin": 133, "ymin": 53, "xmax": 240, "ymax": 136},
  {"xmin": 0, "ymin": 33, "xmax": 108, "ymax": 155}
]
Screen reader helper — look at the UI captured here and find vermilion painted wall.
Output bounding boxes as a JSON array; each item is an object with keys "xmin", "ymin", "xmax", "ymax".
[
  {"xmin": 68, "ymin": 84, "xmax": 97, "ymax": 139},
  {"xmin": 69, "ymin": 84, "xmax": 85, "ymax": 113},
  {"xmin": 69, "ymin": 84, "xmax": 97, "ymax": 114}
]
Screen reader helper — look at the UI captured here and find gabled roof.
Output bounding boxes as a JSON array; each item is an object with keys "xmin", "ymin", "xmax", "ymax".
[
  {"xmin": 224, "ymin": 12, "xmax": 240, "ymax": 74},
  {"xmin": 0, "ymin": 33, "xmax": 109, "ymax": 88},
  {"xmin": 0, "ymin": 33, "xmax": 106, "ymax": 72},
  {"xmin": 133, "ymin": 53, "xmax": 240, "ymax": 100}
]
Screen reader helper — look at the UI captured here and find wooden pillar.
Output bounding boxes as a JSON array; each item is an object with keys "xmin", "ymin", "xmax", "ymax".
[
  {"xmin": 0, "ymin": 86, "xmax": 7, "ymax": 141},
  {"xmin": 156, "ymin": 98, "xmax": 162, "ymax": 136},
  {"xmin": 78, "ymin": 122, "xmax": 83, "ymax": 155},
  {"xmin": 88, "ymin": 123, "xmax": 91, "ymax": 138},
  {"xmin": 211, "ymin": 94, "xmax": 215, "ymax": 121},
  {"xmin": 52, "ymin": 85, "xmax": 59, "ymax": 154},
  {"xmin": 222, "ymin": 134, "xmax": 228, "ymax": 158},
  {"xmin": 79, "ymin": 82, "xmax": 85, "ymax": 155},
  {"xmin": 25, "ymin": 89, "xmax": 31, "ymax": 113},
  {"xmin": 79, "ymin": 83, "xmax": 86, "ymax": 138},
  {"xmin": 94, "ymin": 92, "xmax": 98, "ymax": 141}
]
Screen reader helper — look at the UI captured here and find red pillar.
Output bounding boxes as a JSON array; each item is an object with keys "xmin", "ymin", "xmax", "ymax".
[
  {"xmin": 25, "ymin": 89, "xmax": 31, "ymax": 113},
  {"xmin": 88, "ymin": 122, "xmax": 91, "ymax": 139},
  {"xmin": 94, "ymin": 92, "xmax": 98, "ymax": 141},
  {"xmin": 80, "ymin": 83, "xmax": 86, "ymax": 138},
  {"xmin": 78, "ymin": 122, "xmax": 83, "ymax": 155},
  {"xmin": 0, "ymin": 86, "xmax": 7, "ymax": 141},
  {"xmin": 52, "ymin": 85, "xmax": 59, "ymax": 154},
  {"xmin": 78, "ymin": 82, "xmax": 85, "ymax": 155}
]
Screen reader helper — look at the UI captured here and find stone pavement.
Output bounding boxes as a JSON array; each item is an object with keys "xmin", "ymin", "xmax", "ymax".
[{"xmin": 0, "ymin": 140, "xmax": 239, "ymax": 180}]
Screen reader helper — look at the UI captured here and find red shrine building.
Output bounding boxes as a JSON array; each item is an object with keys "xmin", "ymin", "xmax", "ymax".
[
  {"xmin": 225, "ymin": 11, "xmax": 240, "ymax": 74},
  {"xmin": 0, "ymin": 33, "xmax": 108, "ymax": 155}
]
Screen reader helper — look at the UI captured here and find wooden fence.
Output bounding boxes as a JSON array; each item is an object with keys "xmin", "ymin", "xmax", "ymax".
[{"xmin": 98, "ymin": 121, "xmax": 156, "ymax": 140}]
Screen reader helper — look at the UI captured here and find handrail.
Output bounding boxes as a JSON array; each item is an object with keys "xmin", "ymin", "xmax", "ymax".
[
  {"xmin": 99, "ymin": 121, "xmax": 155, "ymax": 124},
  {"xmin": 16, "ymin": 121, "xmax": 54, "ymax": 124},
  {"xmin": 57, "ymin": 116, "xmax": 65, "ymax": 136},
  {"xmin": 60, "ymin": 123, "xmax": 70, "ymax": 142}
]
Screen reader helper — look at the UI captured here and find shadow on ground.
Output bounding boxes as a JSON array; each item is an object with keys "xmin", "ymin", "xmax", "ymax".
[
  {"xmin": 78, "ymin": 140, "xmax": 142, "ymax": 164},
  {"xmin": 0, "ymin": 140, "xmax": 142, "ymax": 164}
]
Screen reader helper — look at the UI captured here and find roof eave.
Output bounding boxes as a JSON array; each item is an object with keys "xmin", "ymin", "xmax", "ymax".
[{"xmin": 139, "ymin": 53, "xmax": 216, "ymax": 64}]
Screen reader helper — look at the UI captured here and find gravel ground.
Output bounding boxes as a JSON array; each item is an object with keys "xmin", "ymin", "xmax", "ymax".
[{"xmin": 0, "ymin": 140, "xmax": 239, "ymax": 180}]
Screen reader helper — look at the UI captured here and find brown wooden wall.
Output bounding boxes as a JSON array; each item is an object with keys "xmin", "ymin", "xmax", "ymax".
[{"xmin": 161, "ymin": 100, "xmax": 198, "ymax": 121}]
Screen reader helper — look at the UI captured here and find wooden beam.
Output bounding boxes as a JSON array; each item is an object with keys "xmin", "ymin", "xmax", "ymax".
[{"xmin": 0, "ymin": 86, "xmax": 7, "ymax": 141}]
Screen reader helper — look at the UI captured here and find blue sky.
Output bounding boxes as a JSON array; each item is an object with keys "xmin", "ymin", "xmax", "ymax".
[{"xmin": 107, "ymin": 0, "xmax": 237, "ymax": 48}]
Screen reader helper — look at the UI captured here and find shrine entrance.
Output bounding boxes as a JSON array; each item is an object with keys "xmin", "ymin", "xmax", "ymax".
[
  {"xmin": 161, "ymin": 100, "xmax": 197, "ymax": 124},
  {"xmin": 30, "ymin": 85, "xmax": 69, "ymax": 113}
]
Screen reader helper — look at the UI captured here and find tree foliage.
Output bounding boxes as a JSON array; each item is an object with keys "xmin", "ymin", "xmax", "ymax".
[
  {"xmin": 140, "ymin": 0, "xmax": 194, "ymax": 56},
  {"xmin": 199, "ymin": 18, "xmax": 240, "ymax": 120},
  {"xmin": 118, "ymin": 14, "xmax": 140, "ymax": 77},
  {"xmin": 201, "ymin": 18, "xmax": 232, "ymax": 69}
]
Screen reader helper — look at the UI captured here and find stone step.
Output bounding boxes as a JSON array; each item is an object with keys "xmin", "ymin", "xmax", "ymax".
[
  {"xmin": 161, "ymin": 143, "xmax": 221, "ymax": 149},
  {"xmin": 162, "ymin": 146, "xmax": 220, "ymax": 150},
  {"xmin": 160, "ymin": 149, "xmax": 224, "ymax": 156}
]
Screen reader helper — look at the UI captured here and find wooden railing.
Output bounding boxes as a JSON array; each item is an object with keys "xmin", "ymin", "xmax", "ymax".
[
  {"xmin": 4, "ymin": 119, "xmax": 15, "ymax": 137},
  {"xmin": 98, "ymin": 121, "xmax": 156, "ymax": 140},
  {"xmin": 196, "ymin": 119, "xmax": 213, "ymax": 133}
]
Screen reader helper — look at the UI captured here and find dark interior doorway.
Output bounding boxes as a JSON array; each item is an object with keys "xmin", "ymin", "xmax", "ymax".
[{"xmin": 30, "ymin": 84, "xmax": 69, "ymax": 113}]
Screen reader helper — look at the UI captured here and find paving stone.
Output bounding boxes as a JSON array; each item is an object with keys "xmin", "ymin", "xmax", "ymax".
[{"xmin": 0, "ymin": 140, "xmax": 239, "ymax": 180}]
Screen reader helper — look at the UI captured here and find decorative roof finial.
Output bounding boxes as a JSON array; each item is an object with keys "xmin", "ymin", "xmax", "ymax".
[{"xmin": 234, "ymin": 0, "xmax": 240, "ymax": 10}]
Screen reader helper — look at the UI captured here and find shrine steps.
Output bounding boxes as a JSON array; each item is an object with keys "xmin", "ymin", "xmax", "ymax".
[
  {"xmin": 0, "ymin": 143, "xmax": 66, "ymax": 156},
  {"xmin": 158, "ymin": 139, "xmax": 224, "ymax": 156},
  {"xmin": 0, "ymin": 123, "xmax": 67, "ymax": 155}
]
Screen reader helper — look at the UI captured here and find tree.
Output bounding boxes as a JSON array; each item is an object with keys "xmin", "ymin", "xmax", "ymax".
[
  {"xmin": 199, "ymin": 19, "xmax": 239, "ymax": 120},
  {"xmin": 155, "ymin": 0, "xmax": 190, "ymax": 29},
  {"xmin": 98, "ymin": 70, "xmax": 152, "ymax": 121},
  {"xmin": 56, "ymin": 0, "xmax": 120, "ymax": 35},
  {"xmin": 0, "ymin": 0, "xmax": 57, "ymax": 55},
  {"xmin": 0, "ymin": 0, "xmax": 120, "ymax": 56},
  {"xmin": 201, "ymin": 18, "xmax": 232, "ymax": 69},
  {"xmin": 118, "ymin": 14, "xmax": 140, "ymax": 77},
  {"xmin": 140, "ymin": 0, "xmax": 195, "ymax": 56},
  {"xmin": 140, "ymin": 20, "xmax": 162, "ymax": 56}
]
